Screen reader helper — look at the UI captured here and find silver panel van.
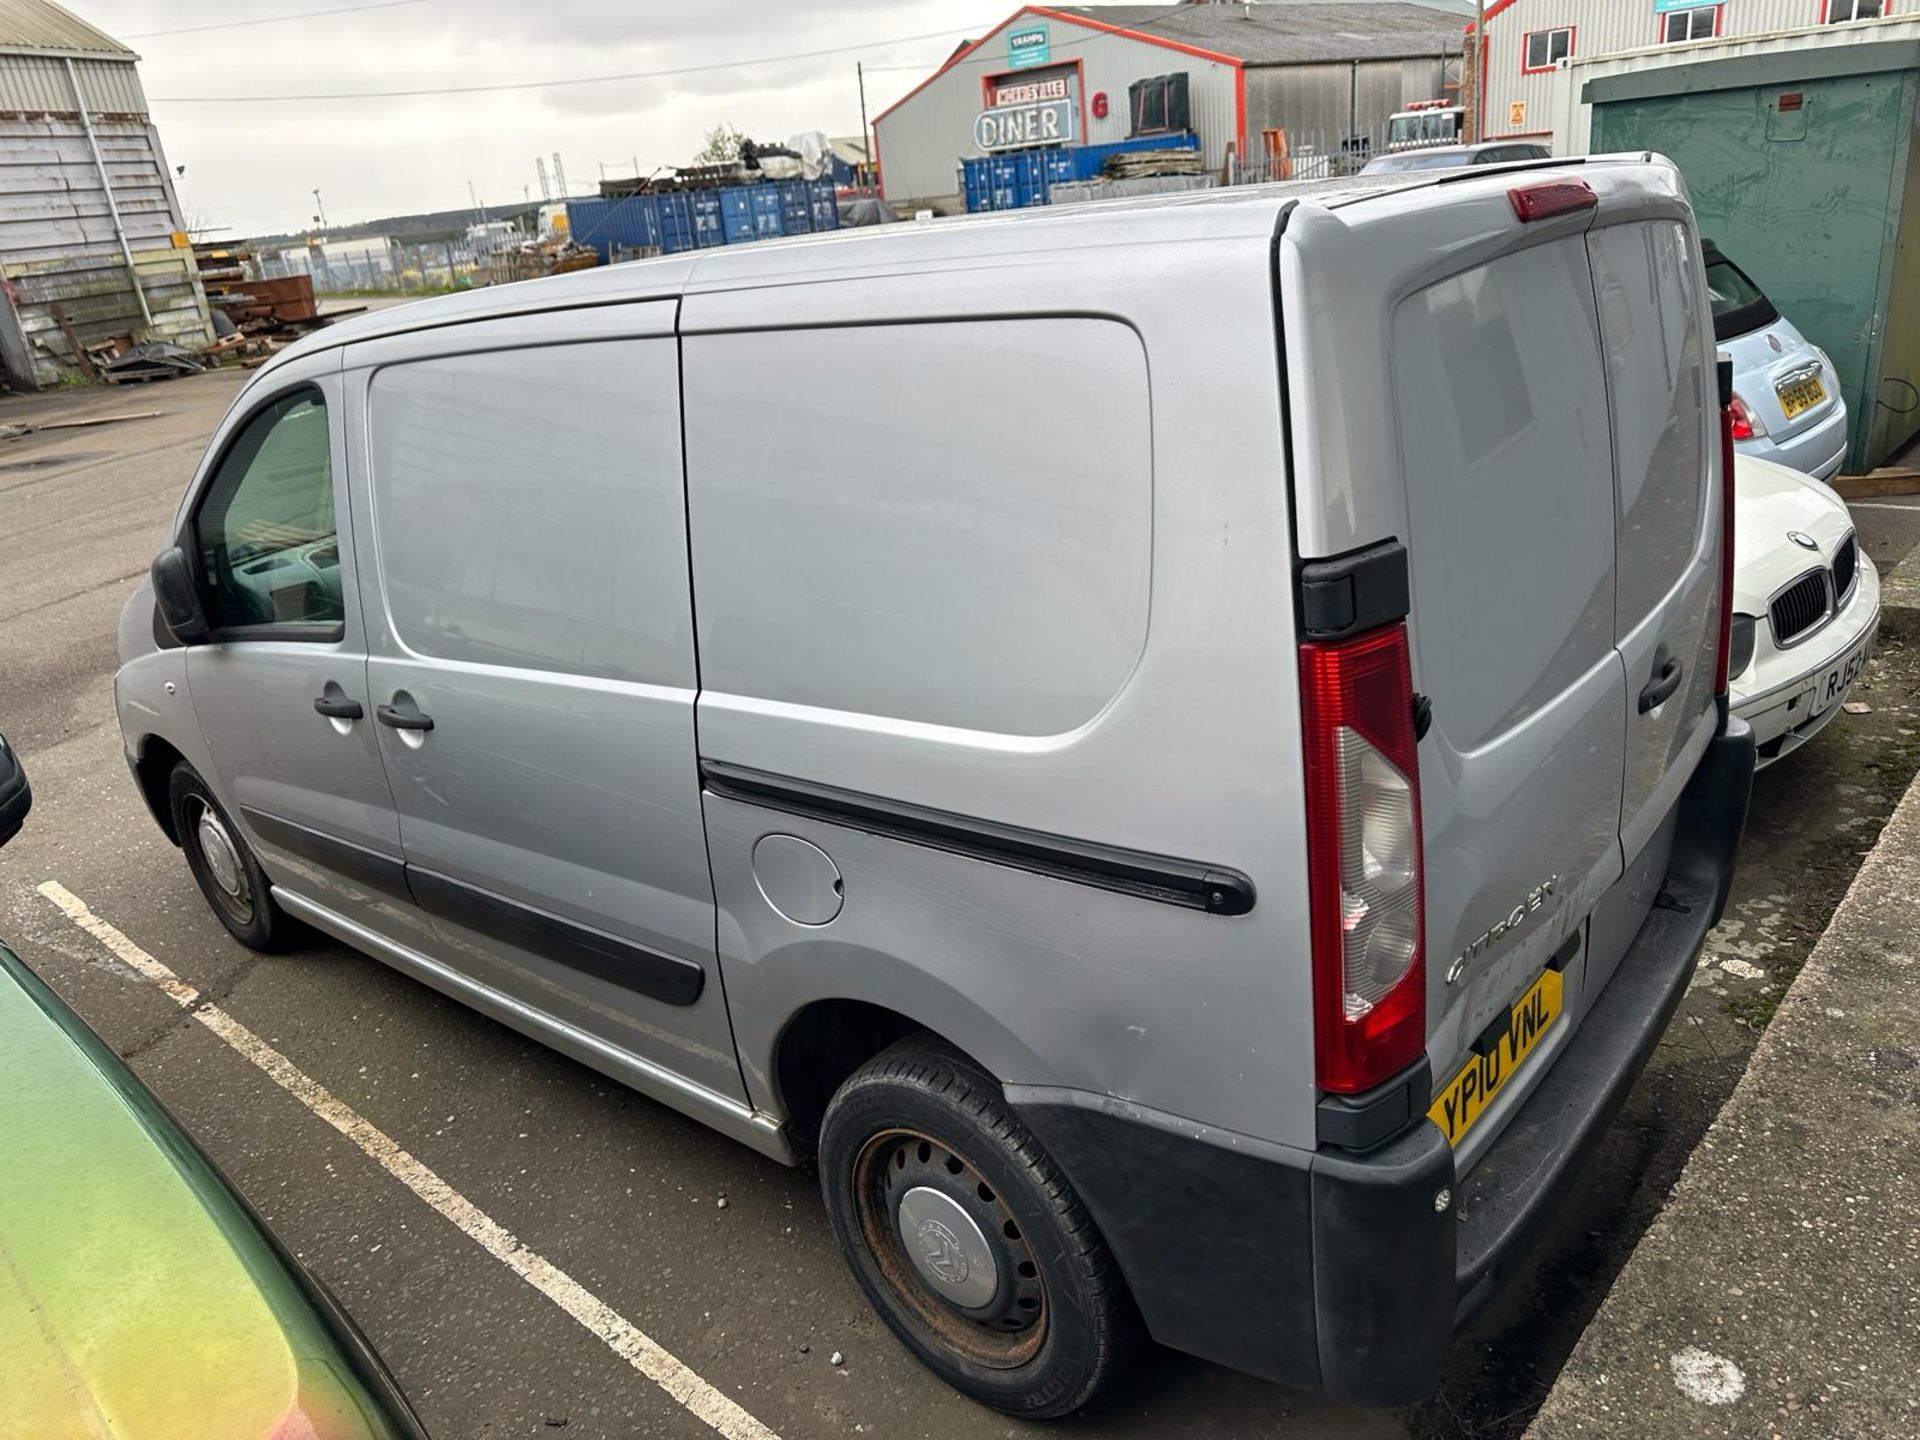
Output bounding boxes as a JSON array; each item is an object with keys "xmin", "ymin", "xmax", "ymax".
[{"xmin": 117, "ymin": 157, "xmax": 1755, "ymax": 1418}]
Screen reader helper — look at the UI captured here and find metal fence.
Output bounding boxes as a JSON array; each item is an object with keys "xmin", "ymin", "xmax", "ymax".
[{"xmin": 1226, "ymin": 126, "xmax": 1388, "ymax": 186}]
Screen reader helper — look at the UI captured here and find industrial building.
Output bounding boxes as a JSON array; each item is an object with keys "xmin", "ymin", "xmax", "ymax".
[
  {"xmin": 1474, "ymin": 0, "xmax": 1900, "ymax": 141},
  {"xmin": 872, "ymin": 1, "xmax": 1472, "ymax": 211},
  {"xmin": 0, "ymin": 0, "xmax": 212, "ymax": 388}
]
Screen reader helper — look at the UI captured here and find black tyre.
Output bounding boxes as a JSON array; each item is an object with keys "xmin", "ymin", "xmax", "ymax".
[
  {"xmin": 819, "ymin": 1036, "xmax": 1140, "ymax": 1418},
  {"xmin": 168, "ymin": 763, "xmax": 298, "ymax": 952}
]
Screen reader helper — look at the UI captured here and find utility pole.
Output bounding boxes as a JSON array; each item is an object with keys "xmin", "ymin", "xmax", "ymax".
[
  {"xmin": 1466, "ymin": 0, "xmax": 1487, "ymax": 143},
  {"xmin": 857, "ymin": 61, "xmax": 872, "ymax": 186}
]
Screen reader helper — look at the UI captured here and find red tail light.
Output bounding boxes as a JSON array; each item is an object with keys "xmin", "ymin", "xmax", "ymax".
[
  {"xmin": 1714, "ymin": 358, "xmax": 1738, "ymax": 697},
  {"xmin": 1300, "ymin": 623, "xmax": 1426, "ymax": 1094},
  {"xmin": 1727, "ymin": 392, "xmax": 1764, "ymax": 442}
]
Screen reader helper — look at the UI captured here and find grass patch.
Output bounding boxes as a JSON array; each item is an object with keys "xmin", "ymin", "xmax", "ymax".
[{"xmin": 1724, "ymin": 986, "xmax": 1785, "ymax": 1030}]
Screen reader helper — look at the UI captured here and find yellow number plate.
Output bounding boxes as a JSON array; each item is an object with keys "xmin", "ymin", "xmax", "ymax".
[
  {"xmin": 1777, "ymin": 374, "xmax": 1827, "ymax": 421},
  {"xmin": 1427, "ymin": 968, "xmax": 1563, "ymax": 1147}
]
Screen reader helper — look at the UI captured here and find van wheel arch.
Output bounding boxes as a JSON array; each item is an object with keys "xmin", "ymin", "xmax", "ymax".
[
  {"xmin": 776, "ymin": 999, "xmax": 966, "ymax": 1158},
  {"xmin": 133, "ymin": 736, "xmax": 186, "ymax": 844}
]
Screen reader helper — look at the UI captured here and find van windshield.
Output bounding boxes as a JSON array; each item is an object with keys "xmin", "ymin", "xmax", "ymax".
[{"xmin": 1702, "ymin": 252, "xmax": 1780, "ymax": 342}]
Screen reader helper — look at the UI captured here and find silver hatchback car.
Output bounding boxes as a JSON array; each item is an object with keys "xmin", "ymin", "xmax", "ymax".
[
  {"xmin": 1705, "ymin": 241, "xmax": 1849, "ymax": 481},
  {"xmin": 117, "ymin": 160, "xmax": 1753, "ymax": 1419}
]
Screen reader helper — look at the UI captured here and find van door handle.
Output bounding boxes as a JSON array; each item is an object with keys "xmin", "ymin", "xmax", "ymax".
[
  {"xmin": 376, "ymin": 704, "xmax": 434, "ymax": 732},
  {"xmin": 1638, "ymin": 648, "xmax": 1683, "ymax": 713},
  {"xmin": 313, "ymin": 695, "xmax": 364, "ymax": 720}
]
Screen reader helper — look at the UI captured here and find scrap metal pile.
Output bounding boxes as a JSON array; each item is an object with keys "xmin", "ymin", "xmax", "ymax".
[{"xmin": 191, "ymin": 245, "xmax": 348, "ymax": 372}]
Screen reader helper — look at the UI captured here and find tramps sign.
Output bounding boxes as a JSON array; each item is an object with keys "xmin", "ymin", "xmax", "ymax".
[{"xmin": 1007, "ymin": 25, "xmax": 1051, "ymax": 68}]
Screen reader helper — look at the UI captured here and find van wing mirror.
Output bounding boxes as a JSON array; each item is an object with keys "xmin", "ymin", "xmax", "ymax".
[
  {"xmin": 0, "ymin": 733, "xmax": 29, "ymax": 850},
  {"xmin": 151, "ymin": 546, "xmax": 209, "ymax": 645}
]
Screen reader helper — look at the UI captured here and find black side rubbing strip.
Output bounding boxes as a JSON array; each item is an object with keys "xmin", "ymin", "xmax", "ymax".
[
  {"xmin": 240, "ymin": 808, "xmax": 411, "ymax": 905},
  {"xmin": 405, "ymin": 867, "xmax": 706, "ymax": 1007},
  {"xmin": 701, "ymin": 761, "xmax": 1255, "ymax": 917},
  {"xmin": 1298, "ymin": 539, "xmax": 1410, "ymax": 641}
]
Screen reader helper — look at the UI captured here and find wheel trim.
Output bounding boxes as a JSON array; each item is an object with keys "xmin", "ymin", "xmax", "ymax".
[
  {"xmin": 851, "ymin": 1127, "xmax": 1048, "ymax": 1370},
  {"xmin": 188, "ymin": 797, "xmax": 253, "ymax": 921}
]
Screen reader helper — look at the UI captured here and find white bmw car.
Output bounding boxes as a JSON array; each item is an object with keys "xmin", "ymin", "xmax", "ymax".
[{"xmin": 1732, "ymin": 455, "xmax": 1881, "ymax": 768}]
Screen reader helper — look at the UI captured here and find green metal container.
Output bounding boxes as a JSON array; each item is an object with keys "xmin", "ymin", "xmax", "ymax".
[{"xmin": 1589, "ymin": 38, "xmax": 1920, "ymax": 473}]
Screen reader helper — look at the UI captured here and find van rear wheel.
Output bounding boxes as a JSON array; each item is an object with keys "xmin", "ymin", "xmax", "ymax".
[
  {"xmin": 168, "ymin": 764, "xmax": 298, "ymax": 952},
  {"xmin": 818, "ymin": 1037, "xmax": 1138, "ymax": 1418}
]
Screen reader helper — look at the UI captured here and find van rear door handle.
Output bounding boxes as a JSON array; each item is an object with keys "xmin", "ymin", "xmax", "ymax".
[
  {"xmin": 313, "ymin": 695, "xmax": 364, "ymax": 720},
  {"xmin": 1638, "ymin": 647, "xmax": 1683, "ymax": 713},
  {"xmin": 376, "ymin": 704, "xmax": 434, "ymax": 732}
]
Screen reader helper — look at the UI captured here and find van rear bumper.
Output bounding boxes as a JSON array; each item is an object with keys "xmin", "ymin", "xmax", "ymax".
[{"xmin": 1009, "ymin": 719, "xmax": 1754, "ymax": 1405}]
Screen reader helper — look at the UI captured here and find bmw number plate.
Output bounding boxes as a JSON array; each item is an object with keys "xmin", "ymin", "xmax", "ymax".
[{"xmin": 1809, "ymin": 635, "xmax": 1870, "ymax": 718}]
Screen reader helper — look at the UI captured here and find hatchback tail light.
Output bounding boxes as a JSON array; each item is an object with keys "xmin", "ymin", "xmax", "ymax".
[
  {"xmin": 1728, "ymin": 392, "xmax": 1766, "ymax": 441},
  {"xmin": 1300, "ymin": 623, "xmax": 1426, "ymax": 1094}
]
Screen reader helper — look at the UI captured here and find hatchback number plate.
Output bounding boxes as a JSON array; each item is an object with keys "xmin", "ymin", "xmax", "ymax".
[
  {"xmin": 1776, "ymin": 372, "xmax": 1827, "ymax": 421},
  {"xmin": 1427, "ymin": 967, "xmax": 1563, "ymax": 1147}
]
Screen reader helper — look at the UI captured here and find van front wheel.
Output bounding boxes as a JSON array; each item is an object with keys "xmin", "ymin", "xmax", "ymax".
[
  {"xmin": 168, "ymin": 764, "xmax": 297, "ymax": 952},
  {"xmin": 818, "ymin": 1037, "xmax": 1138, "ymax": 1418}
]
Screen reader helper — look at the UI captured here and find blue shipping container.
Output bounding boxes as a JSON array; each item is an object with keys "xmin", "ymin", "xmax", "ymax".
[
  {"xmin": 962, "ymin": 132, "xmax": 1201, "ymax": 212},
  {"xmin": 571, "ymin": 178, "xmax": 842, "ymax": 261}
]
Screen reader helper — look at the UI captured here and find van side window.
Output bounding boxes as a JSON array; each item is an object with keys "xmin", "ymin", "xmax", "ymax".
[
  {"xmin": 193, "ymin": 390, "xmax": 343, "ymax": 633},
  {"xmin": 365, "ymin": 340, "xmax": 693, "ymax": 687}
]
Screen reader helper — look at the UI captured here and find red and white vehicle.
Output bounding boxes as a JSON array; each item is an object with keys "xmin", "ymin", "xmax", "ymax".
[{"xmin": 1387, "ymin": 99, "xmax": 1466, "ymax": 151}]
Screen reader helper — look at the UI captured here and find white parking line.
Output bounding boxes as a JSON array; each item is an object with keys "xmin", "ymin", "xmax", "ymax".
[
  {"xmin": 36, "ymin": 880, "xmax": 781, "ymax": 1440},
  {"xmin": 1845, "ymin": 501, "xmax": 1920, "ymax": 511}
]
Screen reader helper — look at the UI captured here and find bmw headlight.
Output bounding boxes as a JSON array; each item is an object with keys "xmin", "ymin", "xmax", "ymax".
[{"xmin": 1729, "ymin": 613, "xmax": 1758, "ymax": 681}]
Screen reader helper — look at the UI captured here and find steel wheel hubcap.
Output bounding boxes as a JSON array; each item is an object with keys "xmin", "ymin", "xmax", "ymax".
[
  {"xmin": 852, "ymin": 1128, "xmax": 1048, "ymax": 1368},
  {"xmin": 193, "ymin": 803, "xmax": 249, "ymax": 905},
  {"xmin": 897, "ymin": 1185, "xmax": 998, "ymax": 1308}
]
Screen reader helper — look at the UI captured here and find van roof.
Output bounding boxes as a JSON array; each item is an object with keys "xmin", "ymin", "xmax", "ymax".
[{"xmin": 256, "ymin": 156, "xmax": 1651, "ymax": 382}]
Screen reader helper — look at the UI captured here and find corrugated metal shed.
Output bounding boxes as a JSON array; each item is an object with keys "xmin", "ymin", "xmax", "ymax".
[
  {"xmin": 0, "ymin": 0, "xmax": 209, "ymax": 388},
  {"xmin": 1478, "ymin": 0, "xmax": 1892, "ymax": 139},
  {"xmin": 1049, "ymin": 3, "xmax": 1467, "ymax": 63},
  {"xmin": 875, "ymin": 8, "xmax": 1243, "ymax": 205},
  {"xmin": 0, "ymin": 53, "xmax": 146, "ymax": 114},
  {"xmin": 0, "ymin": 0, "xmax": 132, "ymax": 58},
  {"xmin": 875, "ymin": 2, "xmax": 1469, "ymax": 207}
]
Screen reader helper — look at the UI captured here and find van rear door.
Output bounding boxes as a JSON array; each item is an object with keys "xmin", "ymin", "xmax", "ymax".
[
  {"xmin": 1280, "ymin": 163, "xmax": 1709, "ymax": 1166},
  {"xmin": 1380, "ymin": 224, "xmax": 1627, "ymax": 1157},
  {"xmin": 1282, "ymin": 178, "xmax": 1629, "ymax": 1160},
  {"xmin": 1584, "ymin": 212, "xmax": 1721, "ymax": 998}
]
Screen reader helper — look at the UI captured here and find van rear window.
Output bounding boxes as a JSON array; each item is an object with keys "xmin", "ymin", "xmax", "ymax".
[{"xmin": 683, "ymin": 319, "xmax": 1152, "ymax": 737}]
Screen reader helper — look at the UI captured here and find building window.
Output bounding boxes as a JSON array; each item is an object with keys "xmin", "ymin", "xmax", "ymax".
[
  {"xmin": 1825, "ymin": 0, "xmax": 1884, "ymax": 19},
  {"xmin": 1128, "ymin": 72, "xmax": 1191, "ymax": 136},
  {"xmin": 1522, "ymin": 27, "xmax": 1574, "ymax": 74},
  {"xmin": 1661, "ymin": 6, "xmax": 1720, "ymax": 41}
]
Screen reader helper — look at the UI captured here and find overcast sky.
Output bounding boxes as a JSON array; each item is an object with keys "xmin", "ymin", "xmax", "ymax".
[{"xmin": 75, "ymin": 0, "xmax": 1050, "ymax": 237}]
